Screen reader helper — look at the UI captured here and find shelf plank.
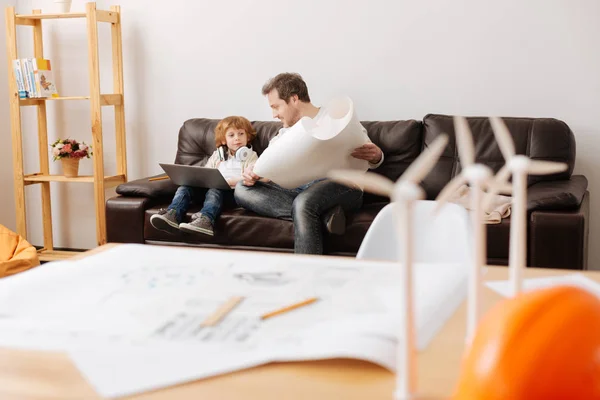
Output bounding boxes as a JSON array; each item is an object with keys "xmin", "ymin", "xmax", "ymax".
[
  {"xmin": 20, "ymin": 96, "xmax": 89, "ymax": 106},
  {"xmin": 19, "ymin": 94, "xmax": 123, "ymax": 106},
  {"xmin": 23, "ymin": 173, "xmax": 126, "ymax": 185},
  {"xmin": 38, "ymin": 249, "xmax": 82, "ymax": 262},
  {"xmin": 100, "ymin": 94, "xmax": 122, "ymax": 106},
  {"xmin": 20, "ymin": 94, "xmax": 122, "ymax": 106},
  {"xmin": 96, "ymin": 10, "xmax": 118, "ymax": 24},
  {"xmin": 15, "ymin": 17, "xmax": 35, "ymax": 26},
  {"xmin": 16, "ymin": 12, "xmax": 86, "ymax": 20},
  {"xmin": 16, "ymin": 10, "xmax": 118, "ymax": 23},
  {"xmin": 105, "ymin": 174, "xmax": 126, "ymax": 188},
  {"xmin": 25, "ymin": 174, "xmax": 94, "ymax": 183}
]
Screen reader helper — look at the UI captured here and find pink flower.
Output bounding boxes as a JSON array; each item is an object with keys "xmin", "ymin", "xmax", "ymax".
[
  {"xmin": 73, "ymin": 150, "xmax": 85, "ymax": 158},
  {"xmin": 79, "ymin": 144, "xmax": 88, "ymax": 152},
  {"xmin": 62, "ymin": 143, "xmax": 72, "ymax": 153}
]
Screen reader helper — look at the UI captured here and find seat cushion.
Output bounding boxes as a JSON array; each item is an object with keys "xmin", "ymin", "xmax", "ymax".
[
  {"xmin": 325, "ymin": 203, "xmax": 387, "ymax": 254},
  {"xmin": 486, "ymin": 218, "xmax": 511, "ymax": 266},
  {"xmin": 145, "ymin": 205, "xmax": 294, "ymax": 249},
  {"xmin": 144, "ymin": 202, "xmax": 388, "ymax": 255}
]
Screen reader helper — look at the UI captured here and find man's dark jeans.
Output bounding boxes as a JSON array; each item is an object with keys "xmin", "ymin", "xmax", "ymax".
[{"xmin": 234, "ymin": 179, "xmax": 363, "ymax": 254}]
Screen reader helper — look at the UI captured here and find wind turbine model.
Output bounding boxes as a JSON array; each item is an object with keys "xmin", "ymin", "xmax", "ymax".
[
  {"xmin": 434, "ymin": 116, "xmax": 494, "ymax": 344},
  {"xmin": 329, "ymin": 134, "xmax": 449, "ymax": 400},
  {"xmin": 485, "ymin": 117, "xmax": 568, "ymax": 297}
]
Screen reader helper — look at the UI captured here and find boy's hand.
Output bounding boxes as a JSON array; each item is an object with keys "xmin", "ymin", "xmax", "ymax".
[{"xmin": 242, "ymin": 165, "xmax": 261, "ymax": 186}]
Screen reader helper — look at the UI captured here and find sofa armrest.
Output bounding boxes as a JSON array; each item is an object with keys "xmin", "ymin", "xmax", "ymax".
[
  {"xmin": 527, "ymin": 175, "xmax": 588, "ymax": 211},
  {"xmin": 529, "ymin": 190, "xmax": 590, "ymax": 270},
  {"xmin": 116, "ymin": 175, "xmax": 178, "ymax": 198},
  {"xmin": 106, "ymin": 196, "xmax": 155, "ymax": 243}
]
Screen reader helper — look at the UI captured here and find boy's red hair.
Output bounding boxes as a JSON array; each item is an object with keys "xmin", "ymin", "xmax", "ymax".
[{"xmin": 214, "ymin": 116, "xmax": 256, "ymax": 147}]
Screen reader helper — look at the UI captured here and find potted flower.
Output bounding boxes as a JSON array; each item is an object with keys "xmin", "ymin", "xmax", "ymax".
[{"xmin": 50, "ymin": 138, "xmax": 92, "ymax": 177}]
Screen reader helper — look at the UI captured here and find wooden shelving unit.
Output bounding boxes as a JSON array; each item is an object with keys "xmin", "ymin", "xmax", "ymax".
[{"xmin": 5, "ymin": 2, "xmax": 127, "ymax": 261}]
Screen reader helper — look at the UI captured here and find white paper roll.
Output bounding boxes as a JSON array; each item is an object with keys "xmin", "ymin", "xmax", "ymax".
[{"xmin": 253, "ymin": 97, "xmax": 369, "ymax": 189}]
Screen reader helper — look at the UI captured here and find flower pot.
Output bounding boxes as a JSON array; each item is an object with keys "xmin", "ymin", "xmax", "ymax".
[
  {"xmin": 54, "ymin": 0, "xmax": 72, "ymax": 13},
  {"xmin": 61, "ymin": 157, "xmax": 80, "ymax": 177}
]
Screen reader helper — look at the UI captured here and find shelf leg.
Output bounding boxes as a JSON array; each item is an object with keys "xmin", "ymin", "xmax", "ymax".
[
  {"xmin": 86, "ymin": 2, "xmax": 106, "ymax": 245},
  {"xmin": 33, "ymin": 9, "xmax": 54, "ymax": 251},
  {"xmin": 5, "ymin": 6, "xmax": 27, "ymax": 239},
  {"xmin": 111, "ymin": 5, "xmax": 127, "ymax": 181}
]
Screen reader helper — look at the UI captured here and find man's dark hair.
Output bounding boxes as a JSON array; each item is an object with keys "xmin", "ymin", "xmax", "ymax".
[{"xmin": 261, "ymin": 72, "xmax": 311, "ymax": 103}]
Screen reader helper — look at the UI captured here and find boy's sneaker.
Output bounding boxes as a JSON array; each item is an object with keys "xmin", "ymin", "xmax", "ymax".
[
  {"xmin": 150, "ymin": 209, "xmax": 180, "ymax": 234},
  {"xmin": 180, "ymin": 214, "xmax": 214, "ymax": 237}
]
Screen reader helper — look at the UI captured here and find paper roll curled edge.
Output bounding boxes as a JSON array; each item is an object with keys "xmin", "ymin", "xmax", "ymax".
[{"xmin": 253, "ymin": 97, "xmax": 370, "ymax": 188}]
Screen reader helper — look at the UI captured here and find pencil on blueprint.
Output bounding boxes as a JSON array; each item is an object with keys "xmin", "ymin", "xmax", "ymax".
[
  {"xmin": 260, "ymin": 297, "xmax": 319, "ymax": 320},
  {"xmin": 200, "ymin": 296, "xmax": 245, "ymax": 327}
]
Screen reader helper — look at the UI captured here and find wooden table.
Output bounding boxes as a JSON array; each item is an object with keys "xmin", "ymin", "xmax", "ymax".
[{"xmin": 1, "ymin": 244, "xmax": 596, "ymax": 400}]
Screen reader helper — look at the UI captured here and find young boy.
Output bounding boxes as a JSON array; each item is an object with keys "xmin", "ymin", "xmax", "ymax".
[{"xmin": 150, "ymin": 116, "xmax": 258, "ymax": 236}]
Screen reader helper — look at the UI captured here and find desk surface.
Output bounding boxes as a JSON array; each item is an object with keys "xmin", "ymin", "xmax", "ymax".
[{"xmin": 1, "ymin": 244, "xmax": 596, "ymax": 400}]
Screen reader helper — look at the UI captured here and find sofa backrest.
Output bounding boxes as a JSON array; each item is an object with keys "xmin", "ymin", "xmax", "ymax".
[
  {"xmin": 174, "ymin": 118, "xmax": 422, "ymax": 179},
  {"xmin": 420, "ymin": 114, "xmax": 576, "ymax": 198},
  {"xmin": 174, "ymin": 119, "xmax": 282, "ymax": 166},
  {"xmin": 174, "ymin": 114, "xmax": 576, "ymax": 201}
]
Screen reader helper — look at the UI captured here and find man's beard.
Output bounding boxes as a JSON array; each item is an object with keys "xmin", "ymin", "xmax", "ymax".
[{"xmin": 285, "ymin": 110, "xmax": 302, "ymax": 128}]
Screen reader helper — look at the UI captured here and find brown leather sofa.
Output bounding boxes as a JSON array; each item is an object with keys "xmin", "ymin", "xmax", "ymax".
[{"xmin": 107, "ymin": 114, "xmax": 590, "ymax": 270}]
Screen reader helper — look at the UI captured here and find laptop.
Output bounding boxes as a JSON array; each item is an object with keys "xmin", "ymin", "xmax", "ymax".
[{"xmin": 159, "ymin": 163, "xmax": 232, "ymax": 190}]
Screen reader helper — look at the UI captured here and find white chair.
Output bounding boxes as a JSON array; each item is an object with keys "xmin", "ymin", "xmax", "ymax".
[{"xmin": 356, "ymin": 200, "xmax": 471, "ymax": 264}]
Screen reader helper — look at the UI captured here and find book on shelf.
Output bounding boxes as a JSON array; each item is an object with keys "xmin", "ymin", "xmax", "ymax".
[
  {"xmin": 12, "ymin": 58, "xmax": 59, "ymax": 99},
  {"xmin": 11, "ymin": 59, "xmax": 26, "ymax": 99}
]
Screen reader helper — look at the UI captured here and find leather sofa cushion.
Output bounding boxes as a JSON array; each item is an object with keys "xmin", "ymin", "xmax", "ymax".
[
  {"xmin": 116, "ymin": 175, "xmax": 178, "ymax": 198},
  {"xmin": 527, "ymin": 175, "xmax": 587, "ymax": 211},
  {"xmin": 421, "ymin": 114, "xmax": 576, "ymax": 197}
]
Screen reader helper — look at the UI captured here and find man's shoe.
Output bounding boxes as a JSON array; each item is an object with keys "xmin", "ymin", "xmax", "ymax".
[
  {"xmin": 180, "ymin": 214, "xmax": 214, "ymax": 237},
  {"xmin": 322, "ymin": 205, "xmax": 346, "ymax": 235},
  {"xmin": 150, "ymin": 209, "xmax": 180, "ymax": 234}
]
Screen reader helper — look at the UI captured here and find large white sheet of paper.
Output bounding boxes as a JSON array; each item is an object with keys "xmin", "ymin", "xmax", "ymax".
[
  {"xmin": 485, "ymin": 273, "xmax": 600, "ymax": 298},
  {"xmin": 0, "ymin": 244, "xmax": 468, "ymax": 398},
  {"xmin": 253, "ymin": 97, "xmax": 370, "ymax": 188}
]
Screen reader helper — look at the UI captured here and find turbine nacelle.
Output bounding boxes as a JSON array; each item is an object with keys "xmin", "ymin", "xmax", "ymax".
[{"xmin": 392, "ymin": 182, "xmax": 425, "ymax": 203}]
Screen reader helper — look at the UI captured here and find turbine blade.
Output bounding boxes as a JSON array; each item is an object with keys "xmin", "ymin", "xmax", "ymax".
[
  {"xmin": 454, "ymin": 116, "xmax": 475, "ymax": 166},
  {"xmin": 528, "ymin": 160, "xmax": 568, "ymax": 175},
  {"xmin": 482, "ymin": 165, "xmax": 512, "ymax": 210},
  {"xmin": 402, "ymin": 134, "xmax": 449, "ymax": 184},
  {"xmin": 328, "ymin": 169, "xmax": 394, "ymax": 198},
  {"xmin": 489, "ymin": 117, "xmax": 516, "ymax": 161},
  {"xmin": 433, "ymin": 174, "xmax": 468, "ymax": 213}
]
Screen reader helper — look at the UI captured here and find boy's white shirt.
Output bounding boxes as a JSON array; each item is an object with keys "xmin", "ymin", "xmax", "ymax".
[
  {"xmin": 205, "ymin": 148, "xmax": 258, "ymax": 179},
  {"xmin": 269, "ymin": 106, "xmax": 385, "ymax": 169}
]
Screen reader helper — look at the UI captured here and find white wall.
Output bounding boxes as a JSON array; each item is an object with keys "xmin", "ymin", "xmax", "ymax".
[{"xmin": 6, "ymin": 0, "xmax": 600, "ymax": 267}]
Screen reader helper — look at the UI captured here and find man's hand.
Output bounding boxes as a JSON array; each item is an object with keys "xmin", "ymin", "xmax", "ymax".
[
  {"xmin": 351, "ymin": 143, "xmax": 383, "ymax": 164},
  {"xmin": 242, "ymin": 165, "xmax": 261, "ymax": 186}
]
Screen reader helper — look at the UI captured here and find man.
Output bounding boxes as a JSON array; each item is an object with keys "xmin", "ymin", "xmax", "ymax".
[{"xmin": 234, "ymin": 73, "xmax": 384, "ymax": 255}]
